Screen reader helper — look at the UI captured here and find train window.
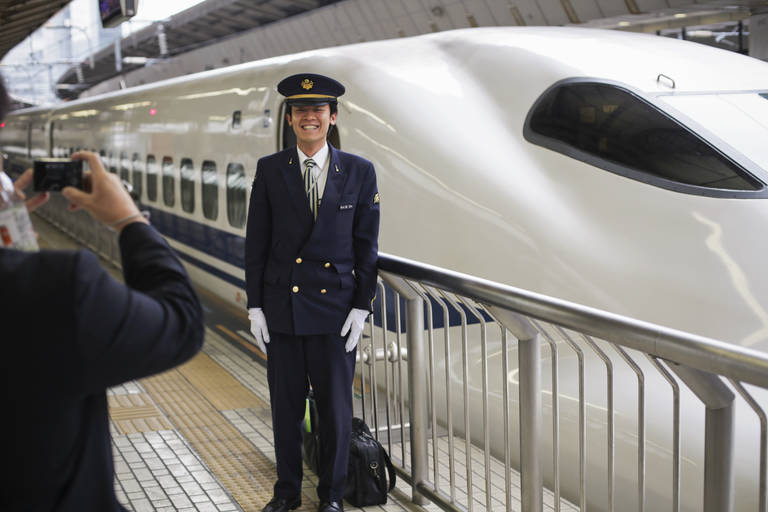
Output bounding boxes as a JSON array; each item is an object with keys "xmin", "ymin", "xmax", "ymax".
[
  {"xmin": 162, "ymin": 157, "xmax": 175, "ymax": 207},
  {"xmin": 131, "ymin": 153, "xmax": 143, "ymax": 200},
  {"xmin": 281, "ymin": 105, "xmax": 296, "ymax": 150},
  {"xmin": 119, "ymin": 152, "xmax": 130, "ymax": 183},
  {"xmin": 108, "ymin": 152, "xmax": 117, "ymax": 174},
  {"xmin": 327, "ymin": 125, "xmax": 340, "ymax": 149},
  {"xmin": 201, "ymin": 160, "xmax": 218, "ymax": 221},
  {"xmin": 525, "ymin": 81, "xmax": 762, "ymax": 194},
  {"xmin": 180, "ymin": 158, "xmax": 196, "ymax": 214},
  {"xmin": 146, "ymin": 155, "xmax": 158, "ymax": 202},
  {"xmin": 226, "ymin": 163, "xmax": 246, "ymax": 228}
]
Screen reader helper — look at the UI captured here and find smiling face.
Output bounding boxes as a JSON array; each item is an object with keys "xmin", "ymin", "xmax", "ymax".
[{"xmin": 287, "ymin": 103, "xmax": 337, "ymax": 155}]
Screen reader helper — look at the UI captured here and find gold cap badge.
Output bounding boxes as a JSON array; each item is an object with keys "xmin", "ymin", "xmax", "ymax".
[
  {"xmin": 301, "ymin": 79, "xmax": 314, "ymax": 90},
  {"xmin": 373, "ymin": 193, "xmax": 380, "ymax": 204}
]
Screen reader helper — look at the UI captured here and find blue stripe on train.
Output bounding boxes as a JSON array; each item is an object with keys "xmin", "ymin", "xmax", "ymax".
[{"xmin": 142, "ymin": 204, "xmax": 488, "ymax": 330}]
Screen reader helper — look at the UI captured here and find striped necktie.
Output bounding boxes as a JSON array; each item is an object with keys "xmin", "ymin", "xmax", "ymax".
[{"xmin": 303, "ymin": 158, "xmax": 319, "ymax": 220}]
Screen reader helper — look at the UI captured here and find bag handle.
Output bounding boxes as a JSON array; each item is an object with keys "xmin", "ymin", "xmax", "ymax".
[{"xmin": 380, "ymin": 446, "xmax": 397, "ymax": 492}]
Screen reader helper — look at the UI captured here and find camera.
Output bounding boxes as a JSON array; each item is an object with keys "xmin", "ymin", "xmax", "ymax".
[{"xmin": 33, "ymin": 158, "xmax": 84, "ymax": 192}]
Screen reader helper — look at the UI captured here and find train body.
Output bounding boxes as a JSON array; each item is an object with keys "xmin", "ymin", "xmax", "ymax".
[{"xmin": 3, "ymin": 27, "xmax": 768, "ymax": 511}]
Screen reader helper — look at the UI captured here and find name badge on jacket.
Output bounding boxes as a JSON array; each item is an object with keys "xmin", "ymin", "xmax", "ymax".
[{"xmin": 339, "ymin": 204, "xmax": 354, "ymax": 210}]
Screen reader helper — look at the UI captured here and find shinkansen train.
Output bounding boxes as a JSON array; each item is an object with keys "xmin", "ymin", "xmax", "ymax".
[{"xmin": 3, "ymin": 27, "xmax": 768, "ymax": 511}]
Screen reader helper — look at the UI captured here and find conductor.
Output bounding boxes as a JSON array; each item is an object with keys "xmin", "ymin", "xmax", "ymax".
[{"xmin": 245, "ymin": 74, "xmax": 380, "ymax": 512}]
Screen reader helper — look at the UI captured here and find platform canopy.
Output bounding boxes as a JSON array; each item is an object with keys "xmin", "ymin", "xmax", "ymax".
[
  {"xmin": 55, "ymin": 0, "xmax": 339, "ymax": 100},
  {"xmin": 0, "ymin": 0, "xmax": 73, "ymax": 60}
]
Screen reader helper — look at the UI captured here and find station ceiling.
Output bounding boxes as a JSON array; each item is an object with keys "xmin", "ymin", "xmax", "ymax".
[
  {"xmin": 56, "ymin": 0, "xmax": 340, "ymax": 100},
  {"xmin": 0, "ymin": 0, "xmax": 72, "ymax": 60}
]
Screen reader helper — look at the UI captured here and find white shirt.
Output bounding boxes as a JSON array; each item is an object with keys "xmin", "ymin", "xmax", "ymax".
[{"xmin": 297, "ymin": 143, "xmax": 329, "ymax": 200}]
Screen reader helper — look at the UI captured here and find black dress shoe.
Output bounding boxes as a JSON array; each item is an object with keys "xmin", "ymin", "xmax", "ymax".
[
  {"xmin": 317, "ymin": 500, "xmax": 343, "ymax": 512},
  {"xmin": 262, "ymin": 496, "xmax": 301, "ymax": 512}
]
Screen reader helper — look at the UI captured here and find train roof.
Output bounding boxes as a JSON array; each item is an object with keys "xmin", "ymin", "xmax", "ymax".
[
  {"xmin": 430, "ymin": 27, "xmax": 768, "ymax": 94},
  {"xmin": 9, "ymin": 27, "xmax": 768, "ymax": 118}
]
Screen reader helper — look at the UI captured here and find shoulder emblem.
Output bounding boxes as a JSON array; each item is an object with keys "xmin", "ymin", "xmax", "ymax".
[
  {"xmin": 301, "ymin": 78, "xmax": 314, "ymax": 90},
  {"xmin": 373, "ymin": 193, "xmax": 380, "ymax": 204}
]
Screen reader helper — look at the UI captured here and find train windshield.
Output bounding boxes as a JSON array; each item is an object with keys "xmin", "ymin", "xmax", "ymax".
[
  {"xmin": 526, "ymin": 82, "xmax": 765, "ymax": 197},
  {"xmin": 659, "ymin": 93, "xmax": 768, "ymax": 180}
]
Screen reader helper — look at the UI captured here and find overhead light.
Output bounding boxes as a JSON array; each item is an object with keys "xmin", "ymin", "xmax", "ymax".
[
  {"xmin": 674, "ymin": 13, "xmax": 686, "ymax": 18},
  {"xmin": 619, "ymin": 21, "xmax": 631, "ymax": 26},
  {"xmin": 123, "ymin": 56, "xmax": 149, "ymax": 65},
  {"xmin": 688, "ymin": 29, "xmax": 713, "ymax": 37}
]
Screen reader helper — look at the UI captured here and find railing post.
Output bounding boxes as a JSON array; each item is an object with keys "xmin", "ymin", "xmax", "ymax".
[
  {"xmin": 487, "ymin": 306, "xmax": 543, "ymax": 512},
  {"xmin": 380, "ymin": 272, "xmax": 428, "ymax": 505},
  {"xmin": 670, "ymin": 364, "xmax": 735, "ymax": 512}
]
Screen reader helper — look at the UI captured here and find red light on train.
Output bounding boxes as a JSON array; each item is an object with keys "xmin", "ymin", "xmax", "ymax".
[
  {"xmin": 0, "ymin": 122, "xmax": 5, "ymax": 128},
  {"xmin": 149, "ymin": 108, "xmax": 157, "ymax": 116}
]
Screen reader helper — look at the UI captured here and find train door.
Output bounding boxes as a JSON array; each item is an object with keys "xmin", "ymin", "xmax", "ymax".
[{"xmin": 279, "ymin": 101, "xmax": 340, "ymax": 151}]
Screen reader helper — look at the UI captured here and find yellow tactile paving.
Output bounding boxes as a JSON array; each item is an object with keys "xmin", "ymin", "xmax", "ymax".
[
  {"xmin": 140, "ymin": 355, "xmax": 274, "ymax": 512},
  {"xmin": 216, "ymin": 324, "xmax": 266, "ymax": 361},
  {"xmin": 177, "ymin": 352, "xmax": 267, "ymax": 411},
  {"xmin": 108, "ymin": 393, "xmax": 172, "ymax": 434}
]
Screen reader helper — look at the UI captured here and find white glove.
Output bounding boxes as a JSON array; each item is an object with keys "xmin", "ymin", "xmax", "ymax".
[
  {"xmin": 340, "ymin": 308, "xmax": 369, "ymax": 353},
  {"xmin": 248, "ymin": 307, "xmax": 270, "ymax": 354}
]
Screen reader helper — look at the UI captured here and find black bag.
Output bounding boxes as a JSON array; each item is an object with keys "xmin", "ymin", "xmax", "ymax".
[
  {"xmin": 302, "ymin": 395, "xmax": 396, "ymax": 506},
  {"xmin": 344, "ymin": 417, "xmax": 397, "ymax": 507}
]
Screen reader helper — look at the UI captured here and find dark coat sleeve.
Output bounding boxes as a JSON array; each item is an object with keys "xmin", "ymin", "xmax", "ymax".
[
  {"xmin": 73, "ymin": 222, "xmax": 204, "ymax": 391},
  {"xmin": 245, "ymin": 158, "xmax": 271, "ymax": 308},
  {"xmin": 351, "ymin": 162, "xmax": 380, "ymax": 311}
]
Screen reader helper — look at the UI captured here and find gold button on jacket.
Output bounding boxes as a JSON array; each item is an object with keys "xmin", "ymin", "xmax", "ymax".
[
  {"xmin": 296, "ymin": 257, "xmax": 303, "ymax": 264},
  {"xmin": 292, "ymin": 286, "xmax": 299, "ymax": 293},
  {"xmin": 320, "ymin": 289, "xmax": 327, "ymax": 294},
  {"xmin": 324, "ymin": 262, "xmax": 331, "ymax": 268}
]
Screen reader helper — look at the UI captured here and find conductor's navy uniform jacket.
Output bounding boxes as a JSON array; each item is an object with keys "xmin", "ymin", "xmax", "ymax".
[{"xmin": 245, "ymin": 144, "xmax": 380, "ymax": 333}]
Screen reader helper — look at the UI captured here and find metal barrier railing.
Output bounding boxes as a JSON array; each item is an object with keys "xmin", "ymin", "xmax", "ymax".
[
  {"xmin": 33, "ymin": 192, "xmax": 123, "ymax": 268},
  {"xmin": 29, "ymin": 202, "xmax": 768, "ymax": 512},
  {"xmin": 356, "ymin": 253, "xmax": 768, "ymax": 512}
]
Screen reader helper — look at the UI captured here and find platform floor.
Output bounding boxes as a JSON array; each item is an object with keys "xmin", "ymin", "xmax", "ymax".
[{"xmin": 32, "ymin": 213, "xmax": 575, "ymax": 512}]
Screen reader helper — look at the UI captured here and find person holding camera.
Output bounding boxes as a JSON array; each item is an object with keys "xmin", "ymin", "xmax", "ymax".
[{"xmin": 0, "ymin": 79, "xmax": 204, "ymax": 510}]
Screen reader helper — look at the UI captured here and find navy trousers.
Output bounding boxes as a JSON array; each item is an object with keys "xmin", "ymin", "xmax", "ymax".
[{"xmin": 266, "ymin": 332, "xmax": 357, "ymax": 502}]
